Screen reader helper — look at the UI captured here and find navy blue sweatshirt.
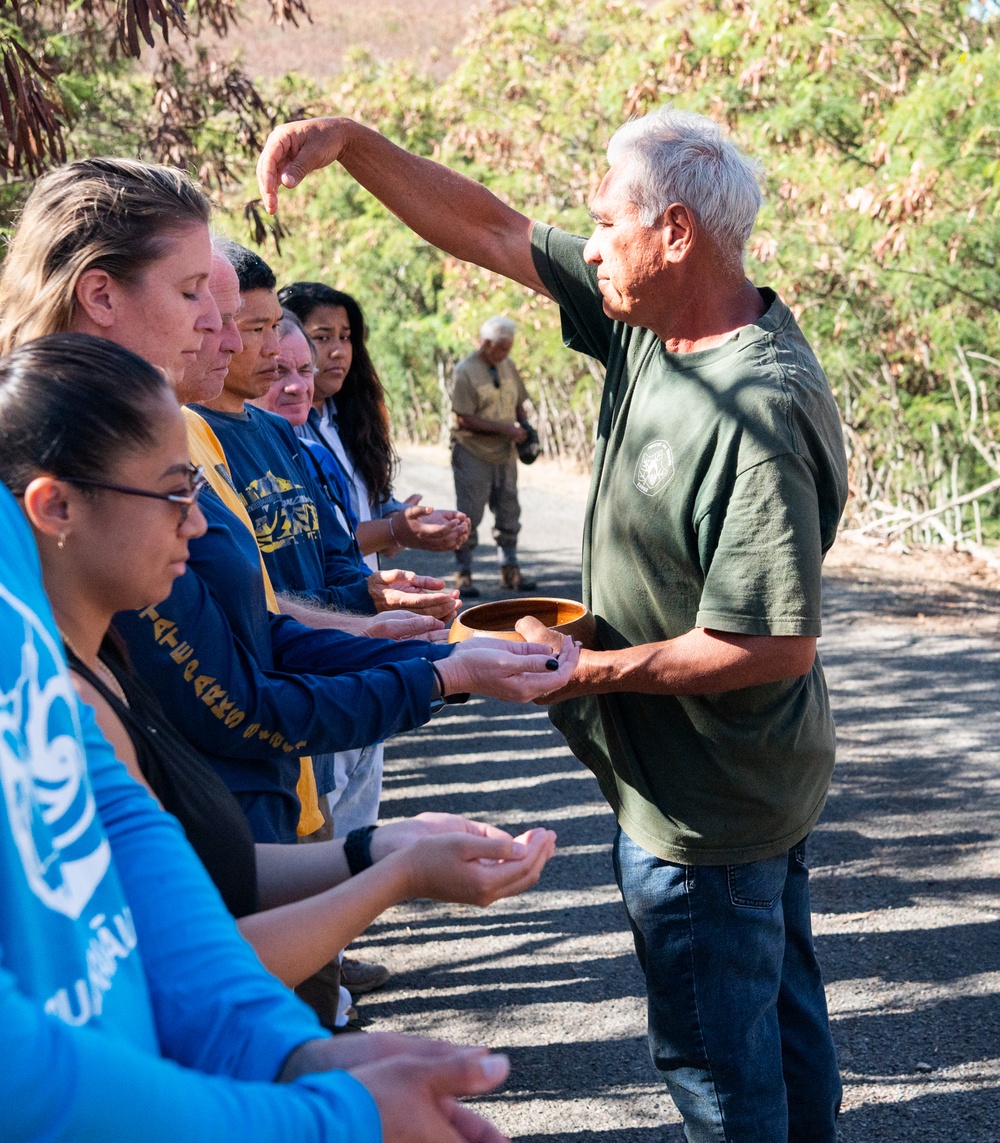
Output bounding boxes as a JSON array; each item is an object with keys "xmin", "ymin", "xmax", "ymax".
[
  {"xmin": 115, "ymin": 486, "xmax": 451, "ymax": 842},
  {"xmin": 194, "ymin": 404, "xmax": 375, "ymax": 615}
]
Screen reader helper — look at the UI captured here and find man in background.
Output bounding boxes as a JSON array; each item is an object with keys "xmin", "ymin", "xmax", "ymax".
[{"xmin": 450, "ymin": 317, "xmax": 535, "ymax": 598}]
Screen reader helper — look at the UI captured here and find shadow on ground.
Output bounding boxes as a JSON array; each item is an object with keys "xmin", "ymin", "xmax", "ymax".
[{"xmin": 364, "ymin": 454, "xmax": 1000, "ymax": 1141}]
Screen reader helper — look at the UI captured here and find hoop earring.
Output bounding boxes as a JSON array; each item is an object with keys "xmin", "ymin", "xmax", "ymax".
[{"xmin": 57, "ymin": 533, "xmax": 66, "ymax": 551}]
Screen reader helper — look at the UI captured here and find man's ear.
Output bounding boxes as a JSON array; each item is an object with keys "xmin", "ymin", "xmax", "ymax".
[
  {"xmin": 22, "ymin": 476, "xmax": 74, "ymax": 540},
  {"xmin": 73, "ymin": 268, "xmax": 119, "ymax": 331},
  {"xmin": 661, "ymin": 203, "xmax": 697, "ymax": 264}
]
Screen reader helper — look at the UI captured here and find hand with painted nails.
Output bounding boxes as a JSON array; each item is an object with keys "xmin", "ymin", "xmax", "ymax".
[
  {"xmin": 514, "ymin": 617, "xmax": 591, "ymax": 703},
  {"xmin": 436, "ymin": 636, "xmax": 580, "ymax": 702}
]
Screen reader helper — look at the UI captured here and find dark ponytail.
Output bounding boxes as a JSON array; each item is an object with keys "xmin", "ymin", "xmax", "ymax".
[{"xmin": 0, "ymin": 333, "xmax": 172, "ymax": 496}]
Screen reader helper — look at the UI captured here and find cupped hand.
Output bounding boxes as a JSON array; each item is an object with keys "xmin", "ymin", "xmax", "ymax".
[
  {"xmin": 364, "ymin": 610, "xmax": 446, "ymax": 641},
  {"xmin": 436, "ymin": 637, "xmax": 579, "ymax": 702},
  {"xmin": 397, "ymin": 507, "xmax": 471, "ymax": 552},
  {"xmin": 405, "ymin": 829, "xmax": 556, "ymax": 906},
  {"xmin": 373, "ymin": 812, "xmax": 517, "ymax": 858},
  {"xmin": 376, "ymin": 588, "xmax": 460, "ymax": 622},
  {"xmin": 369, "ymin": 567, "xmax": 461, "ymax": 622},
  {"xmin": 350, "ymin": 1048, "xmax": 511, "ymax": 1143},
  {"xmin": 514, "ymin": 618, "xmax": 593, "ymax": 703},
  {"xmin": 375, "ymin": 567, "xmax": 447, "ymax": 591},
  {"xmin": 257, "ymin": 117, "xmax": 350, "ymax": 213}
]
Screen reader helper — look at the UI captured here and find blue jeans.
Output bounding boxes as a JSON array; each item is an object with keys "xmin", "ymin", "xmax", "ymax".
[{"xmin": 613, "ymin": 830, "xmax": 841, "ymax": 1143}]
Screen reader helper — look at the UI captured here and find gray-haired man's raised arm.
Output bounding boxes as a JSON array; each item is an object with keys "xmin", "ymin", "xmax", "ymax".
[{"xmin": 257, "ymin": 117, "xmax": 553, "ymax": 301}]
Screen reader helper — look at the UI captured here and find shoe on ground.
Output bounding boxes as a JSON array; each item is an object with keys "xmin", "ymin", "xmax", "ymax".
[
  {"xmin": 340, "ymin": 957, "xmax": 391, "ymax": 995},
  {"xmin": 294, "ymin": 960, "xmax": 342, "ymax": 1030},
  {"xmin": 500, "ymin": 564, "xmax": 537, "ymax": 591},
  {"xmin": 331, "ymin": 1005, "xmax": 369, "ymax": 1034},
  {"xmin": 455, "ymin": 570, "xmax": 481, "ymax": 598}
]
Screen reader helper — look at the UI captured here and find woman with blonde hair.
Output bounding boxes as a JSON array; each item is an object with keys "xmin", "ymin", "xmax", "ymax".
[{"xmin": 0, "ymin": 156, "xmax": 220, "ymax": 379}]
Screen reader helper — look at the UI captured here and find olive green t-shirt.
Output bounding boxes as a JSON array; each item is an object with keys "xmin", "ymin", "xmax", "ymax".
[
  {"xmin": 451, "ymin": 351, "xmax": 528, "ymax": 465},
  {"xmin": 531, "ymin": 223, "xmax": 849, "ymax": 866}
]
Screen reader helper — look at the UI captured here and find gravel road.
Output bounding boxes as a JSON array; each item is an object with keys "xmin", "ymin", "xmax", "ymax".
[{"xmin": 362, "ymin": 446, "xmax": 1000, "ymax": 1142}]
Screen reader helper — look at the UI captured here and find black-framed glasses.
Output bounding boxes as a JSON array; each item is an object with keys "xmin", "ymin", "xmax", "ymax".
[{"xmin": 67, "ymin": 464, "xmax": 207, "ymax": 525}]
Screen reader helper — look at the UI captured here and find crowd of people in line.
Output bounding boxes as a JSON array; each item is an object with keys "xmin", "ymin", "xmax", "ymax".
[
  {"xmin": 5, "ymin": 100, "xmax": 851, "ymax": 1143},
  {"xmin": 0, "ymin": 153, "xmax": 579, "ymax": 1142}
]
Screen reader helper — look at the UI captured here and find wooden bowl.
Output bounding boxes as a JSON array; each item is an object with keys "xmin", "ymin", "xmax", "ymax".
[{"xmin": 449, "ymin": 596, "xmax": 596, "ymax": 648}]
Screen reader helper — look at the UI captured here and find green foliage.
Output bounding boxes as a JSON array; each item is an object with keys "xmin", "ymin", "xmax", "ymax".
[
  {"xmin": 235, "ymin": 0, "xmax": 999, "ymax": 542},
  {"xmin": 3, "ymin": 0, "xmax": 999, "ymax": 542}
]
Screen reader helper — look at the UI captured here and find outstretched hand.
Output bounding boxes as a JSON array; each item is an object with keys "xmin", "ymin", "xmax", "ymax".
[
  {"xmin": 350, "ymin": 1048, "xmax": 512, "ymax": 1143},
  {"xmin": 437, "ymin": 632, "xmax": 580, "ymax": 701},
  {"xmin": 369, "ymin": 567, "xmax": 461, "ymax": 622},
  {"xmin": 364, "ymin": 610, "xmax": 446, "ymax": 642},
  {"xmin": 514, "ymin": 617, "xmax": 589, "ymax": 703},
  {"xmin": 394, "ymin": 506, "xmax": 471, "ymax": 552},
  {"xmin": 282, "ymin": 1038, "xmax": 512, "ymax": 1143},
  {"xmin": 373, "ymin": 811, "xmax": 518, "ymax": 856},
  {"xmin": 403, "ymin": 828, "xmax": 556, "ymax": 906},
  {"xmin": 257, "ymin": 117, "xmax": 349, "ymax": 213}
]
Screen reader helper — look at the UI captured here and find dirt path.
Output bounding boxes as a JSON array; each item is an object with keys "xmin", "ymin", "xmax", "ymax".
[
  {"xmin": 363, "ymin": 446, "xmax": 1000, "ymax": 1141},
  {"xmin": 217, "ymin": 0, "xmax": 480, "ymax": 79}
]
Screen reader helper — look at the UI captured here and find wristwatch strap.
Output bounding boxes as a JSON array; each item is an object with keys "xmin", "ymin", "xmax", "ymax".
[
  {"xmin": 430, "ymin": 660, "xmax": 470, "ymax": 708},
  {"xmin": 344, "ymin": 825, "xmax": 379, "ymax": 876}
]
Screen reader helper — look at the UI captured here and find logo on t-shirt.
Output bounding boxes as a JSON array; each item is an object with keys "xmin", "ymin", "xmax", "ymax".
[
  {"xmin": 634, "ymin": 440, "xmax": 676, "ymax": 496},
  {"xmin": 0, "ymin": 585, "xmax": 111, "ymax": 920},
  {"xmin": 242, "ymin": 470, "xmax": 321, "ymax": 553}
]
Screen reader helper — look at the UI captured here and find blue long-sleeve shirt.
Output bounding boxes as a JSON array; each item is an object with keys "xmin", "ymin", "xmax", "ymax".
[
  {"xmin": 0, "ymin": 482, "xmax": 380, "ymax": 1142},
  {"xmin": 299, "ymin": 438, "xmax": 373, "ymax": 574},
  {"xmin": 115, "ymin": 485, "xmax": 451, "ymax": 841},
  {"xmin": 296, "ymin": 405, "xmax": 408, "ymax": 523},
  {"xmin": 195, "ymin": 404, "xmax": 375, "ymax": 614}
]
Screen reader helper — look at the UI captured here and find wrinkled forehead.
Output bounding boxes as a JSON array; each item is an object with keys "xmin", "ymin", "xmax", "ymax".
[
  {"xmin": 239, "ymin": 288, "xmax": 283, "ymax": 324},
  {"xmin": 278, "ymin": 326, "xmax": 312, "ymax": 359},
  {"xmin": 588, "ymin": 160, "xmax": 642, "ymax": 218},
  {"xmin": 208, "ymin": 256, "xmax": 241, "ymax": 313}
]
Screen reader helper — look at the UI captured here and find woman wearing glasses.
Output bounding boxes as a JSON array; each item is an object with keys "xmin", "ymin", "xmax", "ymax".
[{"xmin": 0, "ymin": 333, "xmax": 560, "ymax": 993}]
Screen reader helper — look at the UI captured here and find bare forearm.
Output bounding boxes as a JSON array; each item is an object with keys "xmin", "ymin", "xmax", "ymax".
[
  {"xmin": 278, "ymin": 593, "xmax": 372, "ymax": 634},
  {"xmin": 457, "ymin": 413, "xmax": 520, "ymax": 437},
  {"xmin": 558, "ymin": 630, "xmax": 817, "ymax": 700},
  {"xmin": 255, "ymin": 840, "xmax": 353, "ymax": 909},
  {"xmin": 355, "ymin": 518, "xmax": 394, "ymax": 556},
  {"xmin": 336, "ymin": 120, "xmax": 549, "ymax": 296},
  {"xmin": 239, "ymin": 856, "xmax": 414, "ymax": 987}
]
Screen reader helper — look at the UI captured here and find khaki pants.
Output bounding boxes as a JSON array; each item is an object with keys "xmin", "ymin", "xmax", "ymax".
[{"xmin": 451, "ymin": 443, "xmax": 521, "ymax": 573}]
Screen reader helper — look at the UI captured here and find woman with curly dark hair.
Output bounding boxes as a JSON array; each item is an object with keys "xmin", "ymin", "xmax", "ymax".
[{"xmin": 278, "ymin": 283, "xmax": 468, "ymax": 558}]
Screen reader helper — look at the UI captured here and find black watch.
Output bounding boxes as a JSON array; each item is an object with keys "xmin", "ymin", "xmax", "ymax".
[
  {"xmin": 429, "ymin": 661, "xmax": 470, "ymax": 713},
  {"xmin": 344, "ymin": 825, "xmax": 379, "ymax": 876}
]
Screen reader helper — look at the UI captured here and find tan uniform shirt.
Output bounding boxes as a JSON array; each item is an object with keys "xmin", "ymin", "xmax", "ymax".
[{"xmin": 451, "ymin": 351, "xmax": 529, "ymax": 465}]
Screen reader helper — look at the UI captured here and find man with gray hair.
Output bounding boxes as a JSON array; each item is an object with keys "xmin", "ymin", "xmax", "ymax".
[
  {"xmin": 258, "ymin": 106, "xmax": 848, "ymax": 1142},
  {"xmin": 449, "ymin": 315, "xmax": 534, "ymax": 596}
]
